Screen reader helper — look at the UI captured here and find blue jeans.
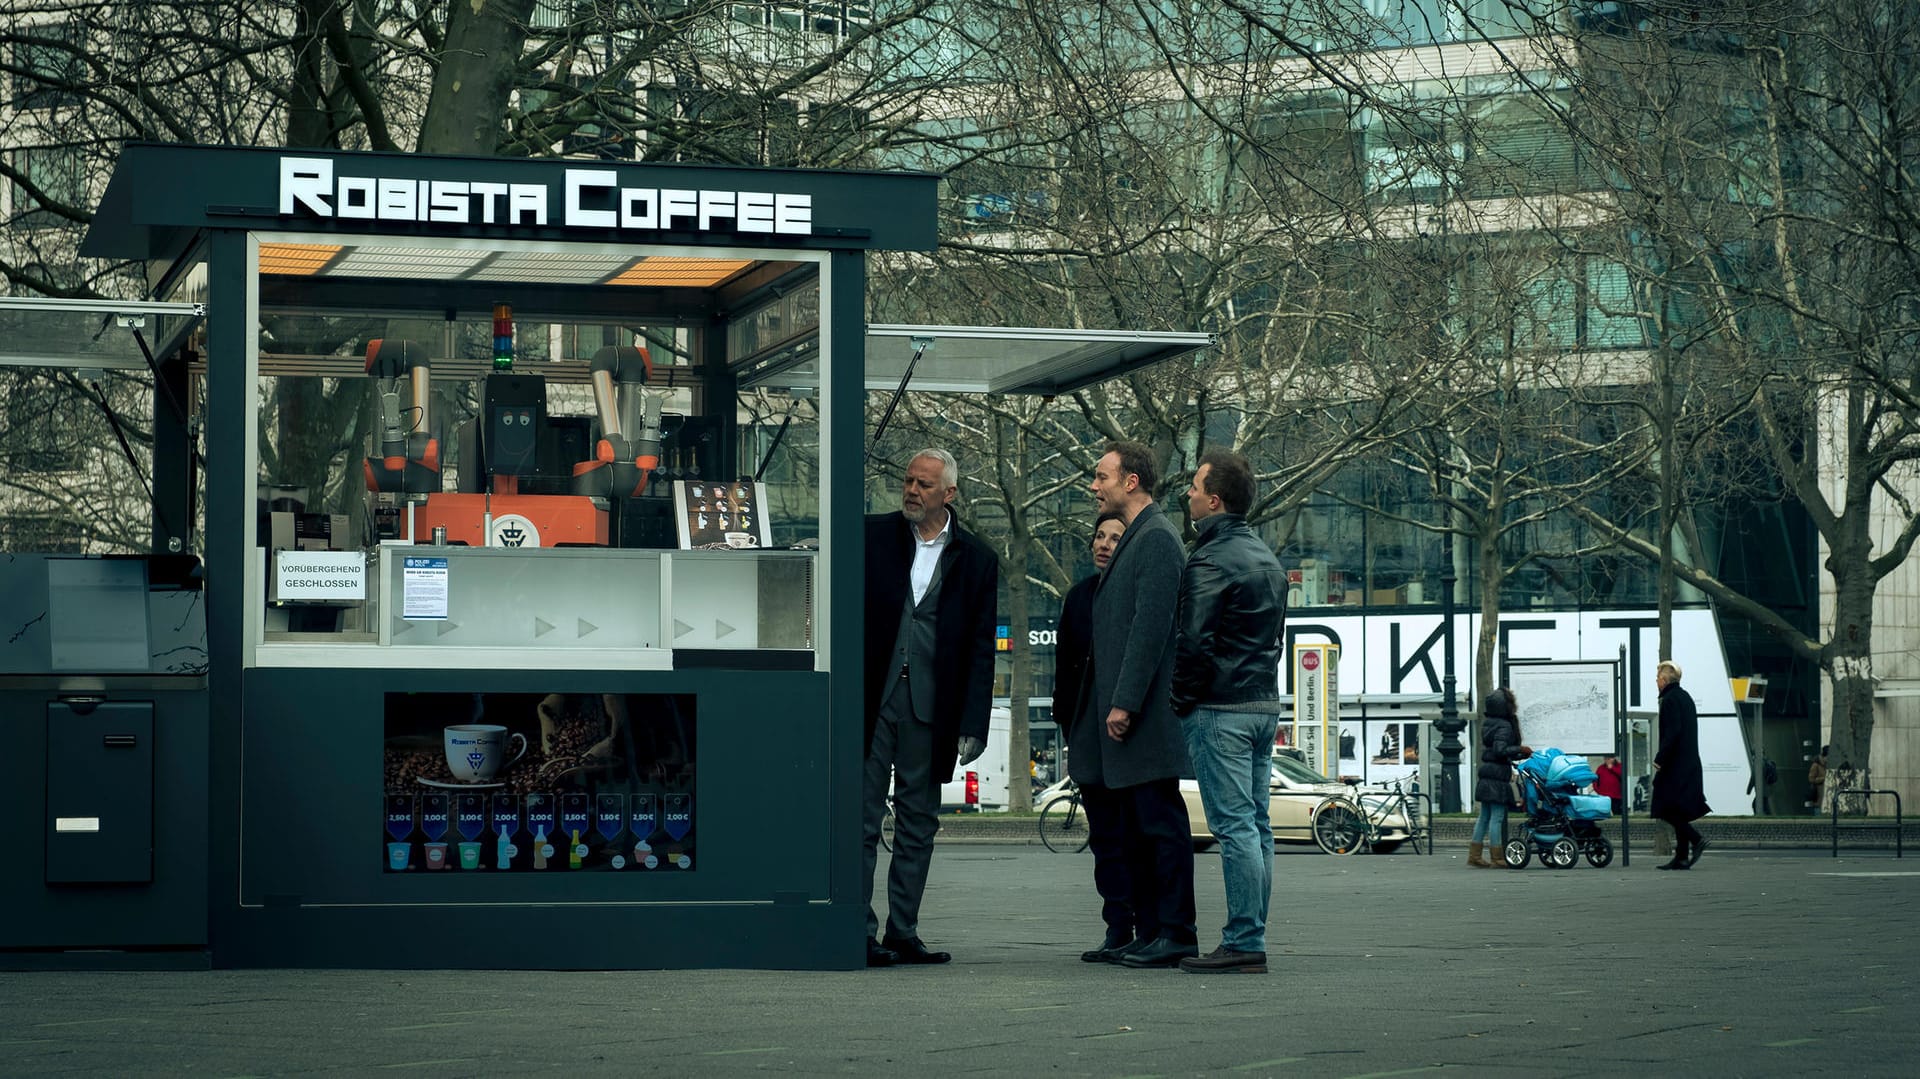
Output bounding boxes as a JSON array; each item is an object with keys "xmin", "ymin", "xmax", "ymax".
[
  {"xmin": 1183, "ymin": 707, "xmax": 1279, "ymax": 954},
  {"xmin": 1471, "ymin": 800, "xmax": 1507, "ymax": 845}
]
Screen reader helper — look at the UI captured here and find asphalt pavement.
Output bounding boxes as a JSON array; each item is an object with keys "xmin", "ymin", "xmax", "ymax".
[{"xmin": 3, "ymin": 844, "xmax": 1916, "ymax": 1077}]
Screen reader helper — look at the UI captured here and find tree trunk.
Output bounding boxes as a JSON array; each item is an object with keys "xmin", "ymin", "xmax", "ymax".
[
  {"xmin": 1474, "ymin": 511, "xmax": 1501, "ymax": 710},
  {"xmin": 1005, "ymin": 550, "xmax": 1033, "ymax": 812},
  {"xmin": 1824, "ymin": 532, "xmax": 1878, "ymax": 807},
  {"xmin": 994, "ymin": 411, "xmax": 1034, "ymax": 812},
  {"xmin": 416, "ymin": 0, "xmax": 538, "ymax": 155}
]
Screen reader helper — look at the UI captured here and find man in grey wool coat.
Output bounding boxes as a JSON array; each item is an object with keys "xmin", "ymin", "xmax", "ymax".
[{"xmin": 1068, "ymin": 439, "xmax": 1197, "ymax": 968}]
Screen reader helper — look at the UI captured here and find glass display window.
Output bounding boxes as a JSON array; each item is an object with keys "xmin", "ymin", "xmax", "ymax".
[{"xmin": 237, "ymin": 233, "xmax": 830, "ymax": 671}]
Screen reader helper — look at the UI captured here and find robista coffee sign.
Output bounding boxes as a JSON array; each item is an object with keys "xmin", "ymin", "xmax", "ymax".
[{"xmin": 279, "ymin": 156, "xmax": 813, "ymax": 236}]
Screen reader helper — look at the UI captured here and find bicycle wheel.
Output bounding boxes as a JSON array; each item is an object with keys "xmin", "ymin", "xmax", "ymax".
[
  {"xmin": 1039, "ymin": 797, "xmax": 1090, "ymax": 853},
  {"xmin": 1312, "ymin": 798, "xmax": 1369, "ymax": 855}
]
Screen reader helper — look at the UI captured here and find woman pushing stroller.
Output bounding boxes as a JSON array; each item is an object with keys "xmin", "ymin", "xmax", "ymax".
[{"xmin": 1468, "ymin": 687, "xmax": 1532, "ymax": 869}]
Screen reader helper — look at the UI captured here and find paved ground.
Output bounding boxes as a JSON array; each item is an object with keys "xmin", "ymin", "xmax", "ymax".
[{"xmin": 3, "ymin": 844, "xmax": 1917, "ymax": 1077}]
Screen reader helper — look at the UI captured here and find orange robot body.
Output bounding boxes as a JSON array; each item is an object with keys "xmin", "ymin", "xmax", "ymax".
[{"xmin": 411, "ymin": 493, "xmax": 609, "ymax": 548}]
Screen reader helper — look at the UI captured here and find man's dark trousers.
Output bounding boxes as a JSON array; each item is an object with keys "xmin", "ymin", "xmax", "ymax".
[
  {"xmin": 1117, "ymin": 777, "xmax": 1195, "ymax": 943},
  {"xmin": 1078, "ymin": 780, "xmax": 1137, "ymax": 939},
  {"xmin": 862, "ymin": 674, "xmax": 937, "ymax": 942}
]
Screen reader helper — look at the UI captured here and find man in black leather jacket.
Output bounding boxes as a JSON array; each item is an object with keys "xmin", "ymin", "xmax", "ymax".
[{"xmin": 1170, "ymin": 449, "xmax": 1287, "ymax": 974}]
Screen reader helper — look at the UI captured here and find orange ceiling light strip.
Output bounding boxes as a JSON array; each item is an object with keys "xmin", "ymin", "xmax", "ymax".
[
  {"xmin": 606, "ymin": 258, "xmax": 753, "ymax": 287},
  {"xmin": 259, "ymin": 243, "xmax": 342, "ymax": 276}
]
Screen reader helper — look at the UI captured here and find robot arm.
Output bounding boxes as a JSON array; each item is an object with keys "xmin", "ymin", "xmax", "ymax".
[
  {"xmin": 362, "ymin": 338, "xmax": 440, "ymax": 494},
  {"xmin": 573, "ymin": 345, "xmax": 660, "ymax": 498}
]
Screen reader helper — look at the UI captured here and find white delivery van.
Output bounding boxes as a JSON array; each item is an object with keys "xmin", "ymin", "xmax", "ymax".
[{"xmin": 940, "ymin": 706, "xmax": 1012, "ymax": 812}]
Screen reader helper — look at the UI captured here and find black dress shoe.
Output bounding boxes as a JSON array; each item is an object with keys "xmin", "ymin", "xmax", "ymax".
[
  {"xmin": 1656, "ymin": 859, "xmax": 1688, "ymax": 871},
  {"xmin": 1687, "ymin": 837, "xmax": 1710, "ymax": 867},
  {"xmin": 1118, "ymin": 937, "xmax": 1199, "ymax": 968},
  {"xmin": 1081, "ymin": 932, "xmax": 1133, "ymax": 963},
  {"xmin": 883, "ymin": 936, "xmax": 952, "ymax": 964},
  {"xmin": 866, "ymin": 940, "xmax": 899, "ymax": 967}
]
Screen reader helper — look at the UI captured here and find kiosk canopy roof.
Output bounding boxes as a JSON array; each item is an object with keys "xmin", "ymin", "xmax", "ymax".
[
  {"xmin": 0, "ymin": 299, "xmax": 1210, "ymax": 395},
  {"xmin": 863, "ymin": 324, "xmax": 1213, "ymax": 396},
  {"xmin": 0, "ymin": 297, "xmax": 204, "ymax": 371}
]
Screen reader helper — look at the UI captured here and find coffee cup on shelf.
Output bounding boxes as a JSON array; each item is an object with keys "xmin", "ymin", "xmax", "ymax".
[
  {"xmin": 723, "ymin": 532, "xmax": 757, "ymax": 548},
  {"xmin": 443, "ymin": 724, "xmax": 528, "ymax": 783}
]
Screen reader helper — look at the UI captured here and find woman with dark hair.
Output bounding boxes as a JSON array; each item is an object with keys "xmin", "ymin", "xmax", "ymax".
[
  {"xmin": 1054, "ymin": 510, "xmax": 1135, "ymax": 961},
  {"xmin": 1053, "ymin": 511, "xmax": 1124, "ymax": 746},
  {"xmin": 1468, "ymin": 687, "xmax": 1532, "ymax": 868}
]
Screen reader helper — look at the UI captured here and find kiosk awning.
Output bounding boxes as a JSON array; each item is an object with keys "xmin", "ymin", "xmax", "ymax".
[
  {"xmin": 0, "ymin": 297, "xmax": 205, "ymax": 371},
  {"xmin": 0, "ymin": 299, "xmax": 1211, "ymax": 397},
  {"xmin": 865, "ymin": 325, "xmax": 1214, "ymax": 396},
  {"xmin": 736, "ymin": 324, "xmax": 1214, "ymax": 396}
]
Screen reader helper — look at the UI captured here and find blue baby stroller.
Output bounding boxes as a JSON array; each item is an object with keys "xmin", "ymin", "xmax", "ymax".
[{"xmin": 1501, "ymin": 749, "xmax": 1615, "ymax": 869}]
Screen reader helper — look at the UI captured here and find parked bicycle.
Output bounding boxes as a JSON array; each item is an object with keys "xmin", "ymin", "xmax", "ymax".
[
  {"xmin": 1036, "ymin": 777, "xmax": 1090, "ymax": 853},
  {"xmin": 1311, "ymin": 778, "xmax": 1428, "ymax": 856}
]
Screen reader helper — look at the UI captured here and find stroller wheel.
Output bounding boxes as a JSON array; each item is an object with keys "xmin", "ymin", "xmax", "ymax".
[
  {"xmin": 1501, "ymin": 837, "xmax": 1531, "ymax": 868},
  {"xmin": 1547, "ymin": 838, "xmax": 1579, "ymax": 868},
  {"xmin": 1584, "ymin": 835, "xmax": 1614, "ymax": 868}
]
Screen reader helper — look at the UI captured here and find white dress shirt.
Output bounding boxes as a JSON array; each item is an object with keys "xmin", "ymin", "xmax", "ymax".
[{"xmin": 909, "ymin": 510, "xmax": 952, "ymax": 605}]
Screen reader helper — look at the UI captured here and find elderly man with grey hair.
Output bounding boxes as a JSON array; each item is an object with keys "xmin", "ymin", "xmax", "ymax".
[{"xmin": 861, "ymin": 448, "xmax": 1000, "ymax": 965}]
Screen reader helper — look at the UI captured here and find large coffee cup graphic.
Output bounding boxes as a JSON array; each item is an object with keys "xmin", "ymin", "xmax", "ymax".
[{"xmin": 443, "ymin": 724, "xmax": 528, "ymax": 783}]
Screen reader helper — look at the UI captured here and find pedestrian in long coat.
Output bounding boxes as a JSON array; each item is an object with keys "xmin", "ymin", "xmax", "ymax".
[{"xmin": 1652, "ymin": 660, "xmax": 1711, "ymax": 869}]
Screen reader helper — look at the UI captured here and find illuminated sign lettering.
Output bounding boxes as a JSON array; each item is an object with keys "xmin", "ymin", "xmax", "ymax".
[{"xmin": 279, "ymin": 157, "xmax": 812, "ymax": 236}]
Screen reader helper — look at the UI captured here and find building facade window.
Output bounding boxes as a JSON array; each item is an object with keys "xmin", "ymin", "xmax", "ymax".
[
  {"xmin": 9, "ymin": 145, "xmax": 87, "ymax": 226},
  {"xmin": 0, "ymin": 514, "xmax": 83, "ymax": 553},
  {"xmin": 5, "ymin": 376, "xmax": 88, "ymax": 473},
  {"xmin": 10, "ymin": 23, "xmax": 82, "ymax": 111}
]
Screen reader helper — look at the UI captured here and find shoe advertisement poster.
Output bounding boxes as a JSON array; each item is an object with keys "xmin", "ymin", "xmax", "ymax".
[
  {"xmin": 382, "ymin": 691, "xmax": 694, "ymax": 872},
  {"xmin": 1346, "ymin": 720, "xmax": 1421, "ymax": 786}
]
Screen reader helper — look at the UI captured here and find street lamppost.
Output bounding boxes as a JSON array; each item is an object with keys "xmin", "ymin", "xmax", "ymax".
[{"xmin": 1432, "ymin": 458, "xmax": 1465, "ymax": 813}]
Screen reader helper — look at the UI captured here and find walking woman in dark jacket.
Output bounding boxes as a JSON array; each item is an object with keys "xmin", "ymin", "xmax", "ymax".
[
  {"xmin": 1468, "ymin": 687, "xmax": 1532, "ymax": 868},
  {"xmin": 1652, "ymin": 660, "xmax": 1711, "ymax": 869}
]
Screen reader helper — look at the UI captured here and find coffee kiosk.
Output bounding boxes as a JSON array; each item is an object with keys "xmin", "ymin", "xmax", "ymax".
[
  {"xmin": 0, "ymin": 144, "xmax": 1209, "ymax": 970},
  {"xmin": 0, "ymin": 143, "xmax": 929, "ymax": 970}
]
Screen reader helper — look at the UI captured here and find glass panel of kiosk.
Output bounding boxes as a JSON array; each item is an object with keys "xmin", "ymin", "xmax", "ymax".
[{"xmin": 244, "ymin": 247, "xmax": 825, "ymax": 672}]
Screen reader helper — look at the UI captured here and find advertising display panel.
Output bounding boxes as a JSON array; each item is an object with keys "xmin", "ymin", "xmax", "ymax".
[{"xmin": 1292, "ymin": 643, "xmax": 1340, "ymax": 778}]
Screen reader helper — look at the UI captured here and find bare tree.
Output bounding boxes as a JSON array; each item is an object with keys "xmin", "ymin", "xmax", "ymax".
[{"xmin": 1517, "ymin": 3, "xmax": 1920, "ymax": 790}]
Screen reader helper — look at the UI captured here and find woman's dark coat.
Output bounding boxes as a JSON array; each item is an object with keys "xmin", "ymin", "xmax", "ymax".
[
  {"xmin": 1069, "ymin": 502, "xmax": 1189, "ymax": 790},
  {"xmin": 1474, "ymin": 693, "xmax": 1530, "ymax": 806},
  {"xmin": 1051, "ymin": 575, "xmax": 1097, "ymax": 739},
  {"xmin": 1651, "ymin": 681, "xmax": 1710, "ymax": 823}
]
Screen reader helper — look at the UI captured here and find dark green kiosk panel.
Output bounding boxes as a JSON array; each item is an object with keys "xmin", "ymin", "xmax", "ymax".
[
  {"xmin": 71, "ymin": 143, "xmax": 937, "ymax": 969},
  {"xmin": 46, "ymin": 701, "xmax": 155, "ymax": 885}
]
